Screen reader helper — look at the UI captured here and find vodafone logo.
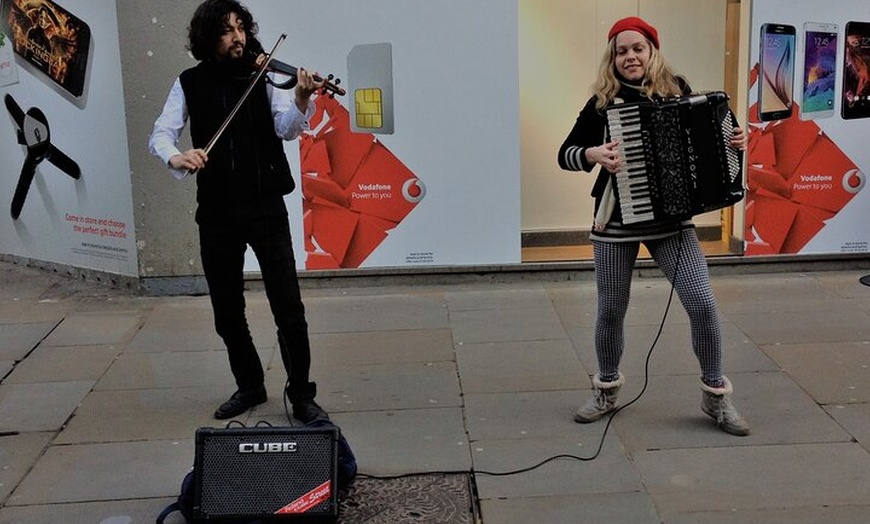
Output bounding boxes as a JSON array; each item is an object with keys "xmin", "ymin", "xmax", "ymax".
[
  {"xmin": 843, "ymin": 169, "xmax": 865, "ymax": 194},
  {"xmin": 402, "ymin": 178, "xmax": 426, "ymax": 203}
]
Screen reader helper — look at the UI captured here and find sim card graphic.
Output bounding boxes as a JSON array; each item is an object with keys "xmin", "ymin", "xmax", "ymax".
[{"xmin": 348, "ymin": 43, "xmax": 394, "ymax": 134}]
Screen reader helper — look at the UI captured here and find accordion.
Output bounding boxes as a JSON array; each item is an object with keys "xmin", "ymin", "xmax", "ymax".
[{"xmin": 605, "ymin": 91, "xmax": 744, "ymax": 225}]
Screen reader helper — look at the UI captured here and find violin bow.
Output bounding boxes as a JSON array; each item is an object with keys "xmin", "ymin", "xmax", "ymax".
[{"xmin": 185, "ymin": 33, "xmax": 287, "ymax": 176}]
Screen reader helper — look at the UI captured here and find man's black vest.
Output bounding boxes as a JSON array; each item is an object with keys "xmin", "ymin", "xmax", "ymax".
[{"xmin": 179, "ymin": 60, "xmax": 295, "ymax": 205}]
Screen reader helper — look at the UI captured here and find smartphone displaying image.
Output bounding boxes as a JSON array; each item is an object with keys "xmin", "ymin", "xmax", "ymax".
[
  {"xmin": 0, "ymin": 0, "xmax": 91, "ymax": 99},
  {"xmin": 759, "ymin": 23, "xmax": 796, "ymax": 121},
  {"xmin": 801, "ymin": 22, "xmax": 838, "ymax": 120},
  {"xmin": 842, "ymin": 21, "xmax": 870, "ymax": 120}
]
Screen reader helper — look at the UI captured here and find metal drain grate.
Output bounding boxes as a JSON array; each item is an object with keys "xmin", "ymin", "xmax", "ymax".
[{"xmin": 338, "ymin": 473, "xmax": 478, "ymax": 523}]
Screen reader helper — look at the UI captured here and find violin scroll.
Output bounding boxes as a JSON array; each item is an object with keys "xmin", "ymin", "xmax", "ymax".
[{"xmin": 245, "ymin": 48, "xmax": 346, "ymax": 98}]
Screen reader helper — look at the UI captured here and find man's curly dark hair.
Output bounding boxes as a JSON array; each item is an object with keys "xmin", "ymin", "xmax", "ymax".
[{"xmin": 187, "ymin": 0, "xmax": 258, "ymax": 61}]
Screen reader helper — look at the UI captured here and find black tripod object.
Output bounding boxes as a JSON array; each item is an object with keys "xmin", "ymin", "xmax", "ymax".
[{"xmin": 4, "ymin": 94, "xmax": 80, "ymax": 219}]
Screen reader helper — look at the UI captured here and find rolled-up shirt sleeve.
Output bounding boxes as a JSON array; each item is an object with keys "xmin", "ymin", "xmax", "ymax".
[
  {"xmin": 268, "ymin": 72, "xmax": 315, "ymax": 140},
  {"xmin": 148, "ymin": 77, "xmax": 188, "ymax": 180}
]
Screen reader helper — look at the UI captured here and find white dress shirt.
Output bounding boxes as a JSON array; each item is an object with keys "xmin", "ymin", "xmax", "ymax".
[{"xmin": 148, "ymin": 72, "xmax": 315, "ymax": 180}]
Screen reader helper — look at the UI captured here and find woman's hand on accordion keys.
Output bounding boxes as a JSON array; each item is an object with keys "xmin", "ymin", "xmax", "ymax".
[
  {"xmin": 730, "ymin": 127, "xmax": 747, "ymax": 151},
  {"xmin": 586, "ymin": 139, "xmax": 622, "ymax": 173}
]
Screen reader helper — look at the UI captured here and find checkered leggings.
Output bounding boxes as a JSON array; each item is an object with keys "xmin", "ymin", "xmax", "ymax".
[{"xmin": 592, "ymin": 229, "xmax": 723, "ymax": 386}]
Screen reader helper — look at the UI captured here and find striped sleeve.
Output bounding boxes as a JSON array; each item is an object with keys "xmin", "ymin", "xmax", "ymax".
[{"xmin": 561, "ymin": 145, "xmax": 586, "ymax": 171}]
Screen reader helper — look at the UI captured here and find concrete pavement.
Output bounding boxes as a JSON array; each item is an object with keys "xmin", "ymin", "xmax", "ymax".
[{"xmin": 1, "ymin": 260, "xmax": 869, "ymax": 523}]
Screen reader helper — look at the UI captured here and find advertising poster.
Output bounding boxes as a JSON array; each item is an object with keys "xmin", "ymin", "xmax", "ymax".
[
  {"xmin": 246, "ymin": 0, "xmax": 521, "ymax": 271},
  {"xmin": 0, "ymin": 28, "xmax": 19, "ymax": 87},
  {"xmin": 747, "ymin": 0, "xmax": 869, "ymax": 255},
  {"xmin": 0, "ymin": 0, "xmax": 137, "ymax": 276}
]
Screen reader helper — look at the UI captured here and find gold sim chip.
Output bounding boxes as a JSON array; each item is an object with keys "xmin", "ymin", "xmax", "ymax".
[
  {"xmin": 354, "ymin": 88, "xmax": 383, "ymax": 129},
  {"xmin": 348, "ymin": 43, "xmax": 393, "ymax": 134}
]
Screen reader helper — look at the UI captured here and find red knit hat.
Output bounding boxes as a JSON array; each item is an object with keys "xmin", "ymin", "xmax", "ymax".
[{"xmin": 608, "ymin": 16, "xmax": 660, "ymax": 49}]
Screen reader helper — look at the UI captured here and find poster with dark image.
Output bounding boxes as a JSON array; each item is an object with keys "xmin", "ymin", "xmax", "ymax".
[
  {"xmin": 843, "ymin": 21, "xmax": 870, "ymax": 120},
  {"xmin": 0, "ymin": 0, "xmax": 90, "ymax": 98}
]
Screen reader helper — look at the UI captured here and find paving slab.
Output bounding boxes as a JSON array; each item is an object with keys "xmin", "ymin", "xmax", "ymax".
[
  {"xmin": 727, "ymin": 307, "xmax": 870, "ymax": 345},
  {"xmin": 712, "ymin": 273, "xmax": 846, "ymax": 314},
  {"xmin": 0, "ymin": 381, "xmax": 94, "ymax": 432},
  {"xmin": 2, "ymin": 344, "xmax": 122, "ymax": 384},
  {"xmin": 480, "ymin": 492, "xmax": 660, "ymax": 524},
  {"xmin": 451, "ymin": 307, "xmax": 568, "ymax": 345},
  {"xmin": 54, "ymin": 386, "xmax": 228, "ymax": 444},
  {"xmin": 42, "ymin": 312, "xmax": 144, "ymax": 347},
  {"xmin": 471, "ymin": 436, "xmax": 640, "ymax": 499},
  {"xmin": 611, "ymin": 372, "xmax": 852, "ymax": 453},
  {"xmin": 825, "ymin": 403, "xmax": 870, "ymax": 451},
  {"xmin": 665, "ymin": 505, "xmax": 870, "ymax": 524},
  {"xmin": 322, "ymin": 409, "xmax": 471, "ymax": 476},
  {"xmin": 310, "ymin": 328, "xmax": 455, "ymax": 366},
  {"xmin": 305, "ymin": 293, "xmax": 449, "ymax": 333},
  {"xmin": 94, "ymin": 349, "xmax": 270, "ymax": 390},
  {"xmin": 445, "ymin": 286, "xmax": 554, "ymax": 311},
  {"xmin": 0, "ymin": 322, "xmax": 59, "ymax": 362},
  {"xmin": 125, "ymin": 296, "xmax": 276, "ymax": 353},
  {"xmin": 281, "ymin": 361, "xmax": 461, "ymax": 413},
  {"xmin": 456, "ymin": 339, "xmax": 589, "ymax": 394},
  {"xmin": 464, "ymin": 390, "xmax": 592, "ymax": 441},
  {"xmin": 633, "ymin": 442, "xmax": 870, "ymax": 516},
  {"xmin": 763, "ymin": 341, "xmax": 870, "ymax": 404},
  {"xmin": 0, "ymin": 498, "xmax": 175, "ymax": 524},
  {"xmin": 7, "ymin": 440, "xmax": 193, "ymax": 506},
  {"xmin": 0, "ymin": 432, "xmax": 53, "ymax": 502},
  {"xmin": 0, "ymin": 301, "xmax": 67, "ymax": 324}
]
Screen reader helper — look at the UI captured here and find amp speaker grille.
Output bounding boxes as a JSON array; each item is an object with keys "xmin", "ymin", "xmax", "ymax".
[{"xmin": 194, "ymin": 426, "xmax": 339, "ymax": 521}]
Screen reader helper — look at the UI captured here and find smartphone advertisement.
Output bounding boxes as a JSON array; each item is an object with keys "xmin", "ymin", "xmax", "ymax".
[
  {"xmin": 748, "ymin": 1, "xmax": 870, "ymax": 256},
  {"xmin": 801, "ymin": 23, "xmax": 838, "ymax": 120},
  {"xmin": 843, "ymin": 21, "xmax": 870, "ymax": 120},
  {"xmin": 0, "ymin": 0, "xmax": 91, "ymax": 104},
  {"xmin": 759, "ymin": 23, "xmax": 796, "ymax": 121}
]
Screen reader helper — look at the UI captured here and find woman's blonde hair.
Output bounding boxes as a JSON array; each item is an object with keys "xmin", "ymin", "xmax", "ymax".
[{"xmin": 592, "ymin": 37, "xmax": 683, "ymax": 110}]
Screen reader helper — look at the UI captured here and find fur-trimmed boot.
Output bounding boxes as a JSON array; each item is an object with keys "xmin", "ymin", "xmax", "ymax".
[
  {"xmin": 700, "ymin": 376, "xmax": 750, "ymax": 436},
  {"xmin": 574, "ymin": 373, "xmax": 625, "ymax": 423}
]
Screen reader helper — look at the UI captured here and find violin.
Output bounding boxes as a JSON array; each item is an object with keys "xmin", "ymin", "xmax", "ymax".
[{"xmin": 244, "ymin": 38, "xmax": 346, "ymax": 98}]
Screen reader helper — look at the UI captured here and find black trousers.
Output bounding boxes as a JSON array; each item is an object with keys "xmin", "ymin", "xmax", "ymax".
[{"xmin": 197, "ymin": 199, "xmax": 315, "ymax": 401}]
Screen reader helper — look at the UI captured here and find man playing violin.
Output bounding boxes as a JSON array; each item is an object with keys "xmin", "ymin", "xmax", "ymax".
[{"xmin": 148, "ymin": 0, "xmax": 328, "ymax": 423}]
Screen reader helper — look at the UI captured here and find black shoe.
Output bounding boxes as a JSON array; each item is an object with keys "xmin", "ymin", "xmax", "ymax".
[
  {"xmin": 214, "ymin": 386, "xmax": 267, "ymax": 420},
  {"xmin": 292, "ymin": 399, "xmax": 329, "ymax": 423}
]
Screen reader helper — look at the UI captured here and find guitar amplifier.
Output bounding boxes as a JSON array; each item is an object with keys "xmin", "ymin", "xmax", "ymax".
[{"xmin": 193, "ymin": 426, "xmax": 339, "ymax": 522}]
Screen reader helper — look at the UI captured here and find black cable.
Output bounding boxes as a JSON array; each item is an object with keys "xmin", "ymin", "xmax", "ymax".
[{"xmin": 358, "ymin": 232, "xmax": 687, "ymax": 480}]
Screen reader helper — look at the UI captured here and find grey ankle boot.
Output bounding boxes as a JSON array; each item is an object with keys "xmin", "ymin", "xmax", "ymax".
[
  {"xmin": 574, "ymin": 373, "xmax": 625, "ymax": 423},
  {"xmin": 700, "ymin": 376, "xmax": 751, "ymax": 436}
]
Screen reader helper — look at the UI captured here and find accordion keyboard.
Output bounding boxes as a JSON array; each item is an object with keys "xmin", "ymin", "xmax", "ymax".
[{"xmin": 606, "ymin": 104, "xmax": 656, "ymax": 224}]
